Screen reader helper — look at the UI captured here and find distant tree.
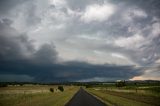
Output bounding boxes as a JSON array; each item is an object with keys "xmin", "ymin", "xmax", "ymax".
[
  {"xmin": 134, "ymin": 82, "xmax": 137, "ymax": 85},
  {"xmin": 0, "ymin": 83, "xmax": 8, "ymax": 87},
  {"xmin": 116, "ymin": 80, "xmax": 126, "ymax": 87},
  {"xmin": 20, "ymin": 83, "xmax": 23, "ymax": 86},
  {"xmin": 86, "ymin": 84, "xmax": 92, "ymax": 88},
  {"xmin": 50, "ymin": 88, "xmax": 54, "ymax": 93},
  {"xmin": 58, "ymin": 86, "xmax": 64, "ymax": 92}
]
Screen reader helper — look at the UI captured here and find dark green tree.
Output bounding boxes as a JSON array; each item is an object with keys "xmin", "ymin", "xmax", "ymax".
[
  {"xmin": 58, "ymin": 86, "xmax": 64, "ymax": 92},
  {"xmin": 50, "ymin": 88, "xmax": 54, "ymax": 93},
  {"xmin": 115, "ymin": 80, "xmax": 126, "ymax": 87}
]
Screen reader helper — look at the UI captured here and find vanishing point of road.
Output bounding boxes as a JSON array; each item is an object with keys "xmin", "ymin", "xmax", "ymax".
[{"xmin": 65, "ymin": 88, "xmax": 107, "ymax": 106}]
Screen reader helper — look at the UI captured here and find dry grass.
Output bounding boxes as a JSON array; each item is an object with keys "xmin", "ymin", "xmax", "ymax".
[
  {"xmin": 87, "ymin": 88, "xmax": 160, "ymax": 106},
  {"xmin": 0, "ymin": 85, "xmax": 79, "ymax": 106}
]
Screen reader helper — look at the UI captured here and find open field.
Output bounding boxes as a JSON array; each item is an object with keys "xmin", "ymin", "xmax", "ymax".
[
  {"xmin": 0, "ymin": 82, "xmax": 160, "ymax": 106},
  {"xmin": 0, "ymin": 85, "xmax": 79, "ymax": 106},
  {"xmin": 86, "ymin": 83, "xmax": 160, "ymax": 106}
]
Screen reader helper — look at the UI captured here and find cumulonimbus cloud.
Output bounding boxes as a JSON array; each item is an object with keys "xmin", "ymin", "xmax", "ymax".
[
  {"xmin": 0, "ymin": 0, "xmax": 160, "ymax": 82},
  {"xmin": 0, "ymin": 18, "xmax": 143, "ymax": 82}
]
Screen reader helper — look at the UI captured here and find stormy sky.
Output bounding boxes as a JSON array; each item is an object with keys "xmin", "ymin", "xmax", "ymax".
[{"xmin": 0, "ymin": 0, "xmax": 160, "ymax": 82}]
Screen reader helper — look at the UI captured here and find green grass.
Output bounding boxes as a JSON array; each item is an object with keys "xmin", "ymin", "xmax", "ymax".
[
  {"xmin": 87, "ymin": 88, "xmax": 160, "ymax": 106},
  {"xmin": 91, "ymin": 85, "xmax": 160, "ymax": 97},
  {"xmin": 0, "ymin": 85, "xmax": 78, "ymax": 106}
]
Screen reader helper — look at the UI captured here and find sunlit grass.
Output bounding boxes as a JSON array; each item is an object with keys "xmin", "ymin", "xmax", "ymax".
[
  {"xmin": 0, "ymin": 85, "xmax": 78, "ymax": 106},
  {"xmin": 86, "ymin": 84, "xmax": 160, "ymax": 106},
  {"xmin": 87, "ymin": 88, "xmax": 152, "ymax": 106}
]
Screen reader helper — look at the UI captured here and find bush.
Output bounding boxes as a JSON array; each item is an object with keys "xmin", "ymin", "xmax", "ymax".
[
  {"xmin": 50, "ymin": 88, "xmax": 54, "ymax": 93},
  {"xmin": 58, "ymin": 86, "xmax": 64, "ymax": 92}
]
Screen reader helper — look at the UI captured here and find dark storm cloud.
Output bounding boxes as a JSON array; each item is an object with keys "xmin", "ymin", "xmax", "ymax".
[
  {"xmin": 65, "ymin": 0, "xmax": 160, "ymax": 34},
  {"xmin": 0, "ymin": 60, "xmax": 142, "ymax": 82},
  {"xmin": 0, "ymin": 0, "xmax": 160, "ymax": 81},
  {"xmin": 0, "ymin": 0, "xmax": 26, "ymax": 15},
  {"xmin": 67, "ymin": 0, "xmax": 104, "ymax": 10},
  {"xmin": 0, "ymin": 18, "xmax": 57, "ymax": 63},
  {"xmin": 121, "ymin": 0, "xmax": 160, "ymax": 18},
  {"xmin": 0, "ymin": 19, "xmax": 34, "ymax": 61},
  {"xmin": 0, "ymin": 0, "xmax": 41, "ymax": 29},
  {"xmin": 0, "ymin": 18, "xmax": 143, "ymax": 82}
]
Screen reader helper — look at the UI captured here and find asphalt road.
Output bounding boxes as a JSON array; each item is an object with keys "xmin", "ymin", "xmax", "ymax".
[{"xmin": 65, "ymin": 88, "xmax": 107, "ymax": 106}]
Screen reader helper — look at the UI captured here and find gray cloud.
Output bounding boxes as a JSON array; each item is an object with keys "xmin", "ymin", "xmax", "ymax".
[
  {"xmin": 0, "ymin": 0, "xmax": 160, "ymax": 81},
  {"xmin": 0, "ymin": 18, "xmax": 143, "ymax": 82},
  {"xmin": 0, "ymin": 0, "xmax": 26, "ymax": 15}
]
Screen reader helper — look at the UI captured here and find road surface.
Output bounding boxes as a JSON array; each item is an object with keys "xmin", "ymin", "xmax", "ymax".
[{"xmin": 65, "ymin": 88, "xmax": 107, "ymax": 106}]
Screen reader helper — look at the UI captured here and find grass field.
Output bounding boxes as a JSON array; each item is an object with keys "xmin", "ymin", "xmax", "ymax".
[
  {"xmin": 0, "ymin": 85, "xmax": 79, "ymax": 106},
  {"xmin": 0, "ymin": 82, "xmax": 160, "ymax": 106},
  {"xmin": 86, "ymin": 85, "xmax": 160, "ymax": 106}
]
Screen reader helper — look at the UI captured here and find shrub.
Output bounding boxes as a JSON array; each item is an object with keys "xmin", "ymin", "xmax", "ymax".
[
  {"xmin": 50, "ymin": 88, "xmax": 54, "ymax": 93},
  {"xmin": 58, "ymin": 86, "xmax": 64, "ymax": 92}
]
